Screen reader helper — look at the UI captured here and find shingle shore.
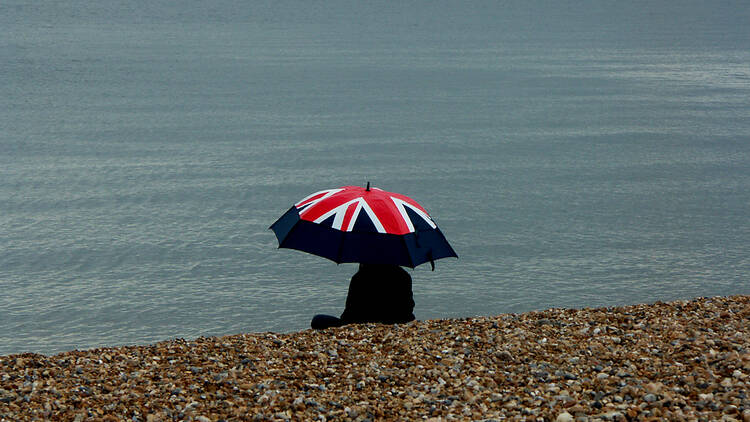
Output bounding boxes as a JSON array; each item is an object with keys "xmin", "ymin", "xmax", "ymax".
[{"xmin": 2, "ymin": 295, "xmax": 748, "ymax": 422}]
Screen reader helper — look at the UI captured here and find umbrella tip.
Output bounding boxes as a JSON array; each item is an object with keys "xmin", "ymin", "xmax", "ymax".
[{"xmin": 366, "ymin": 181, "xmax": 370, "ymax": 191}]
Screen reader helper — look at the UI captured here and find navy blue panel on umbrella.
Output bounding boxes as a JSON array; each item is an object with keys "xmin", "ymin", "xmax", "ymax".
[{"xmin": 269, "ymin": 206, "xmax": 299, "ymax": 241}]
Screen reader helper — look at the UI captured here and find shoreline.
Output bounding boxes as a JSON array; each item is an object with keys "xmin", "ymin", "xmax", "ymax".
[{"xmin": 2, "ymin": 295, "xmax": 748, "ymax": 421}]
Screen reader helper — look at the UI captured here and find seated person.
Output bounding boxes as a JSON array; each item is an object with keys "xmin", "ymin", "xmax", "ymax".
[{"xmin": 311, "ymin": 263, "xmax": 415, "ymax": 329}]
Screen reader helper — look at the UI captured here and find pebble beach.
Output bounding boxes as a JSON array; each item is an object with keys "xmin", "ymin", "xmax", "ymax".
[{"xmin": 1, "ymin": 295, "xmax": 748, "ymax": 421}]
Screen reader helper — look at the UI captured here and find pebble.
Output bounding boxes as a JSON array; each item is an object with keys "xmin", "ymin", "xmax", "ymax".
[
  {"xmin": 556, "ymin": 411, "xmax": 574, "ymax": 422},
  {"xmin": 599, "ymin": 411, "xmax": 624, "ymax": 421},
  {"xmin": 0, "ymin": 295, "xmax": 748, "ymax": 421}
]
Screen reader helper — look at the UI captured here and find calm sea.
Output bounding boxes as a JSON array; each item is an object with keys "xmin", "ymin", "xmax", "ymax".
[{"xmin": 2, "ymin": 1, "xmax": 749, "ymax": 356}]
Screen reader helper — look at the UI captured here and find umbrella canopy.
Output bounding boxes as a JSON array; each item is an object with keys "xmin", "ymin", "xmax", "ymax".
[{"xmin": 270, "ymin": 184, "xmax": 458, "ymax": 268}]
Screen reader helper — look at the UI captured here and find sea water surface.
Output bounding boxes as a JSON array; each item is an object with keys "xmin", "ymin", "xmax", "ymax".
[{"xmin": 2, "ymin": 1, "xmax": 749, "ymax": 356}]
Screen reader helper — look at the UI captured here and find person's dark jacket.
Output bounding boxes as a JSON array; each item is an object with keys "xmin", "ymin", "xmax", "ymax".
[{"xmin": 339, "ymin": 264, "xmax": 415, "ymax": 324}]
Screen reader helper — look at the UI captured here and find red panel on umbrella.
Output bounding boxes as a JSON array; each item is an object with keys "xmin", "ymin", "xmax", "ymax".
[{"xmin": 294, "ymin": 186, "xmax": 436, "ymax": 235}]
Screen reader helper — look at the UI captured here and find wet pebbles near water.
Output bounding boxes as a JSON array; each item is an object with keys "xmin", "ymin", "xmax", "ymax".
[{"xmin": 1, "ymin": 295, "xmax": 749, "ymax": 421}]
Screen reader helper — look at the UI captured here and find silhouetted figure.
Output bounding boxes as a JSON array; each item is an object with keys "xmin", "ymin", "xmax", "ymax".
[{"xmin": 311, "ymin": 264, "xmax": 415, "ymax": 329}]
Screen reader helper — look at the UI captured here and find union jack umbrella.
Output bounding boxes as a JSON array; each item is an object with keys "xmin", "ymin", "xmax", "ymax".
[{"xmin": 270, "ymin": 184, "xmax": 458, "ymax": 268}]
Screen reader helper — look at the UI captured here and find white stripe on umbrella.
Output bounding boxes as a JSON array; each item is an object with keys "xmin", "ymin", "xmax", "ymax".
[
  {"xmin": 296, "ymin": 188, "xmax": 343, "ymax": 213},
  {"xmin": 311, "ymin": 197, "xmax": 388, "ymax": 233},
  {"xmin": 358, "ymin": 199, "xmax": 387, "ymax": 233},
  {"xmin": 312, "ymin": 198, "xmax": 358, "ymax": 230},
  {"xmin": 391, "ymin": 196, "xmax": 437, "ymax": 232},
  {"xmin": 344, "ymin": 200, "xmax": 364, "ymax": 232}
]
